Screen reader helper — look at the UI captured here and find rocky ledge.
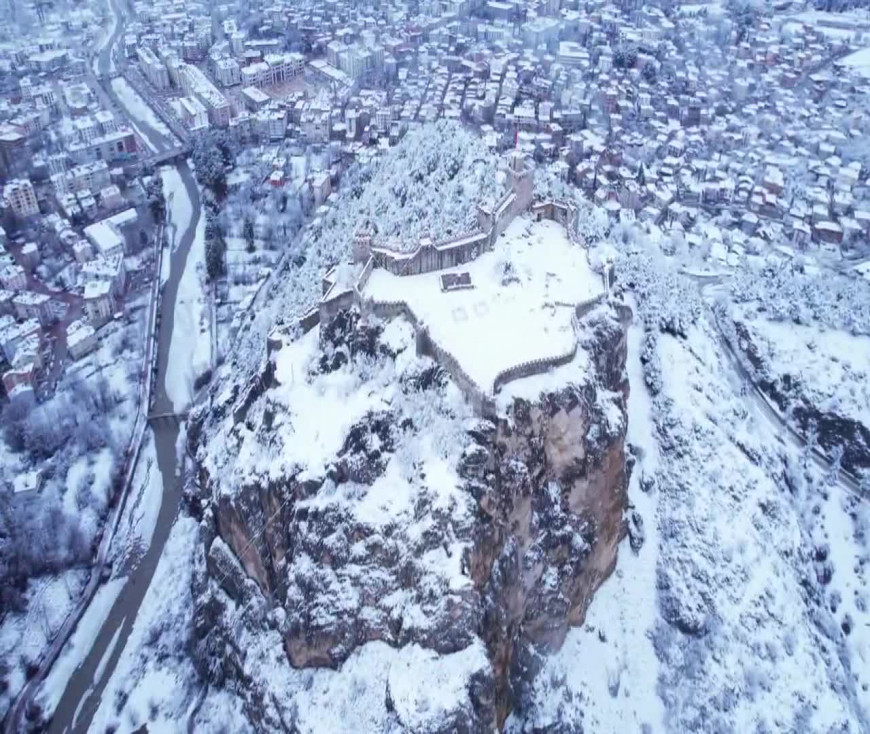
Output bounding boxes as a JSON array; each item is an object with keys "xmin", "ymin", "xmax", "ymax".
[{"xmin": 186, "ymin": 302, "xmax": 630, "ymax": 731}]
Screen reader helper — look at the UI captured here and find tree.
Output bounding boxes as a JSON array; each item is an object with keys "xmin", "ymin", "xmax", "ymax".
[
  {"xmin": 244, "ymin": 217, "xmax": 255, "ymax": 253},
  {"xmin": 145, "ymin": 175, "xmax": 166, "ymax": 222},
  {"xmin": 191, "ymin": 129, "xmax": 239, "ymax": 199},
  {"xmin": 205, "ymin": 210, "xmax": 226, "ymax": 280},
  {"xmin": 613, "ymin": 44, "xmax": 638, "ymax": 69},
  {"xmin": 192, "ymin": 135, "xmax": 228, "ymax": 197}
]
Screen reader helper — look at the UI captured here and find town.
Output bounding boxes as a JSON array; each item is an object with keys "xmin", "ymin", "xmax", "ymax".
[{"xmin": 1, "ymin": 0, "xmax": 869, "ymax": 729}]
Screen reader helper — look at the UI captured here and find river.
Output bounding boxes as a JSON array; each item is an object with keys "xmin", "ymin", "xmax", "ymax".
[
  {"xmin": 46, "ymin": 160, "xmax": 200, "ymax": 733},
  {"xmin": 43, "ymin": 0, "xmax": 203, "ymax": 728}
]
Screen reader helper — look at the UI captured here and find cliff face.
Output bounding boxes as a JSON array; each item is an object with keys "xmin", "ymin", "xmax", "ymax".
[{"xmin": 189, "ymin": 305, "xmax": 629, "ymax": 731}]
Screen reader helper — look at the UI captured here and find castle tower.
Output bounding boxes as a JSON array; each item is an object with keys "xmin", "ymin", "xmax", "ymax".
[
  {"xmin": 504, "ymin": 150, "xmax": 534, "ymax": 215},
  {"xmin": 353, "ymin": 228, "xmax": 372, "ymax": 263}
]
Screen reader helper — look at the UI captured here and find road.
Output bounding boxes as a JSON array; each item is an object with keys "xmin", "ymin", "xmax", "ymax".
[
  {"xmin": 689, "ymin": 273, "xmax": 865, "ymax": 498},
  {"xmin": 4, "ymin": 0, "xmax": 204, "ymax": 729}
]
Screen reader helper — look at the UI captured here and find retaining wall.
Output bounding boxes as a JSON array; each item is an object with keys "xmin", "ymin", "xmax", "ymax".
[
  {"xmin": 356, "ymin": 255, "xmax": 375, "ymax": 292},
  {"xmin": 575, "ymin": 293, "xmax": 607, "ymax": 320}
]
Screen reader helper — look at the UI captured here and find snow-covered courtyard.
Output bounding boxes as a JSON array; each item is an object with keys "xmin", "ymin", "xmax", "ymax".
[{"xmin": 364, "ymin": 216, "xmax": 604, "ymax": 391}]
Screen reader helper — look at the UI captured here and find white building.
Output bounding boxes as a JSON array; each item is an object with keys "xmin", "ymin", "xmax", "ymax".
[
  {"xmin": 215, "ymin": 56, "xmax": 241, "ymax": 87},
  {"xmin": 179, "ymin": 63, "xmax": 231, "ymax": 127},
  {"xmin": 179, "ymin": 96, "xmax": 210, "ymax": 132},
  {"xmin": 3, "ymin": 179, "xmax": 39, "ymax": 218},
  {"xmin": 137, "ymin": 47, "xmax": 170, "ymax": 89},
  {"xmin": 66, "ymin": 319, "xmax": 97, "ymax": 360},
  {"xmin": 83, "ymin": 280, "xmax": 115, "ymax": 327},
  {"xmin": 51, "ymin": 160, "xmax": 111, "ymax": 196},
  {"xmin": 83, "ymin": 219, "xmax": 125, "ymax": 257}
]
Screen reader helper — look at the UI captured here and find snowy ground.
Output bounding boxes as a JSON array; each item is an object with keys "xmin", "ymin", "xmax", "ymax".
[
  {"xmin": 110, "ymin": 78, "xmax": 173, "ymax": 153},
  {"xmin": 165, "ymin": 200, "xmax": 209, "ymax": 411},
  {"xmin": 508, "ymin": 237, "xmax": 870, "ymax": 732},
  {"xmin": 216, "ymin": 235, "xmax": 281, "ymax": 360},
  {"xmin": 110, "ymin": 77, "xmax": 172, "ymax": 139},
  {"xmin": 365, "ymin": 215, "xmax": 603, "ymax": 391},
  {"xmin": 842, "ymin": 47, "xmax": 870, "ymax": 77},
  {"xmin": 35, "ymin": 577, "xmax": 126, "ymax": 716},
  {"xmin": 650, "ymin": 323, "xmax": 863, "ymax": 731},
  {"xmin": 89, "ymin": 516, "xmax": 212, "ymax": 733},
  {"xmin": 161, "ymin": 166, "xmax": 193, "ymax": 256},
  {"xmin": 0, "ymin": 296, "xmax": 147, "ymax": 719},
  {"xmin": 108, "ymin": 431, "xmax": 163, "ymax": 575},
  {"xmin": 159, "ymin": 165, "xmax": 210, "ymax": 410},
  {"xmin": 737, "ymin": 315, "xmax": 870, "ymax": 431},
  {"xmin": 506, "ymin": 317, "xmax": 664, "ymax": 733},
  {"xmin": 0, "ymin": 570, "xmax": 88, "ymax": 719},
  {"xmin": 90, "ymin": 0, "xmax": 116, "ymax": 77}
]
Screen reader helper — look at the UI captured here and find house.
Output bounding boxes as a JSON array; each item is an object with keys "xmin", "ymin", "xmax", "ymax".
[
  {"xmin": 0, "ymin": 263, "xmax": 27, "ymax": 291},
  {"xmin": 2, "ymin": 333, "xmax": 41, "ymax": 394},
  {"xmin": 66, "ymin": 319, "xmax": 97, "ymax": 360},
  {"xmin": 80, "ymin": 254, "xmax": 126, "ymax": 296},
  {"xmin": 84, "ymin": 219, "xmax": 125, "ymax": 257},
  {"xmin": 83, "ymin": 280, "xmax": 115, "ymax": 326},
  {"xmin": 0, "ymin": 315, "xmax": 41, "ymax": 363},
  {"xmin": 792, "ymin": 220, "xmax": 811, "ymax": 247},
  {"xmin": 12, "ymin": 291, "xmax": 54, "ymax": 325},
  {"xmin": 2, "ymin": 178, "xmax": 39, "ymax": 217},
  {"xmin": 311, "ymin": 172, "xmax": 331, "ymax": 206},
  {"xmin": 813, "ymin": 220, "xmax": 843, "ymax": 245},
  {"xmin": 20, "ymin": 242, "xmax": 39, "ymax": 270}
]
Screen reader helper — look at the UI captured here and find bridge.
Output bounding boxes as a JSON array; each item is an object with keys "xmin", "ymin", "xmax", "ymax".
[
  {"xmin": 147, "ymin": 410, "xmax": 188, "ymax": 428},
  {"xmin": 147, "ymin": 144, "xmax": 191, "ymax": 167}
]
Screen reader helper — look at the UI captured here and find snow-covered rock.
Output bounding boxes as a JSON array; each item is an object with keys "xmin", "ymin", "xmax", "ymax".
[{"xmin": 188, "ymin": 300, "xmax": 630, "ymax": 729}]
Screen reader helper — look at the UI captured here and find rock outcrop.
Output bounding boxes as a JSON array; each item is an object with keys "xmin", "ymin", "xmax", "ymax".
[{"xmin": 188, "ymin": 304, "xmax": 629, "ymax": 730}]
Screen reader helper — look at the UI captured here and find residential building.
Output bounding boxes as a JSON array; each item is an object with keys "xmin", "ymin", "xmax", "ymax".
[{"xmin": 3, "ymin": 178, "xmax": 39, "ymax": 217}]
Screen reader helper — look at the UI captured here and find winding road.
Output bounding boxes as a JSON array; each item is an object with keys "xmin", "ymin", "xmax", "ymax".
[{"xmin": 5, "ymin": 0, "xmax": 203, "ymax": 729}]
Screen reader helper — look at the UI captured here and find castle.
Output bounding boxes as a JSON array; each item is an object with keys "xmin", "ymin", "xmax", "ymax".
[
  {"xmin": 315, "ymin": 149, "xmax": 579, "ymax": 323},
  {"xmin": 273, "ymin": 149, "xmax": 621, "ymax": 420}
]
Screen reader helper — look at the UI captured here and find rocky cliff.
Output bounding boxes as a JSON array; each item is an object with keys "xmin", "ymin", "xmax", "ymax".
[{"xmin": 187, "ymin": 303, "xmax": 629, "ymax": 731}]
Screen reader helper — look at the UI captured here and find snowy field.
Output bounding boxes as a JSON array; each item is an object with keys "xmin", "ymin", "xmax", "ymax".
[
  {"xmin": 0, "ymin": 294, "xmax": 147, "ymax": 719},
  {"xmin": 90, "ymin": 516, "xmax": 207, "ymax": 732},
  {"xmin": 161, "ymin": 166, "xmax": 193, "ymax": 256},
  {"xmin": 365, "ymin": 216, "xmax": 603, "ymax": 391},
  {"xmin": 108, "ymin": 432, "xmax": 163, "ymax": 574},
  {"xmin": 0, "ymin": 569, "xmax": 88, "ymax": 719},
  {"xmin": 35, "ymin": 577, "xmax": 126, "ymax": 716},
  {"xmin": 158, "ymin": 165, "xmax": 210, "ymax": 409}
]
